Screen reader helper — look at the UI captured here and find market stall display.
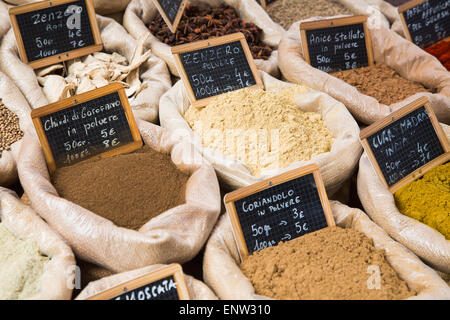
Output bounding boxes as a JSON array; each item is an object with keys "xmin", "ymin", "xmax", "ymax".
[
  {"xmin": 357, "ymin": 123, "xmax": 450, "ymax": 273},
  {"xmin": 17, "ymin": 119, "xmax": 221, "ymax": 273},
  {"xmin": 278, "ymin": 18, "xmax": 450, "ymax": 125},
  {"xmin": 203, "ymin": 202, "xmax": 450, "ymax": 299},
  {"xmin": 0, "ymin": 187, "xmax": 75, "ymax": 300},
  {"xmin": 0, "ymin": 5, "xmax": 171, "ymax": 123},
  {"xmin": 123, "ymin": 0, "xmax": 284, "ymax": 76}
]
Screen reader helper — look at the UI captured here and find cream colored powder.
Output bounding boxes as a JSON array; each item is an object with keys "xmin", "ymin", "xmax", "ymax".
[
  {"xmin": 0, "ymin": 223, "xmax": 49, "ymax": 300},
  {"xmin": 184, "ymin": 87, "xmax": 334, "ymax": 176}
]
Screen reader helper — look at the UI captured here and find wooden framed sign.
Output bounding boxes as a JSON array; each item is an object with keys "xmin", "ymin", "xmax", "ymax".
[
  {"xmin": 31, "ymin": 83, "xmax": 142, "ymax": 173},
  {"xmin": 398, "ymin": 0, "xmax": 450, "ymax": 49},
  {"xmin": 86, "ymin": 264, "xmax": 190, "ymax": 300},
  {"xmin": 224, "ymin": 164, "xmax": 335, "ymax": 260},
  {"xmin": 300, "ymin": 16, "xmax": 374, "ymax": 73},
  {"xmin": 360, "ymin": 96, "xmax": 449, "ymax": 193},
  {"xmin": 172, "ymin": 32, "xmax": 263, "ymax": 108},
  {"xmin": 152, "ymin": 0, "xmax": 188, "ymax": 33},
  {"xmin": 9, "ymin": 0, "xmax": 102, "ymax": 69}
]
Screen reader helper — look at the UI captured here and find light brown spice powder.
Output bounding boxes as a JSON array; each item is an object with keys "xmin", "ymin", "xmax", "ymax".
[{"xmin": 240, "ymin": 226, "xmax": 415, "ymax": 300}]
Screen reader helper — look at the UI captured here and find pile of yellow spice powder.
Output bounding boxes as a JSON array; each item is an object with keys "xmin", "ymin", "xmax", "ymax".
[{"xmin": 184, "ymin": 87, "xmax": 334, "ymax": 176}]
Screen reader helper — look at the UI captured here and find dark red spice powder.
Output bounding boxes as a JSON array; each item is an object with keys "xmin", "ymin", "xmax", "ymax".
[{"xmin": 425, "ymin": 40, "xmax": 450, "ymax": 71}]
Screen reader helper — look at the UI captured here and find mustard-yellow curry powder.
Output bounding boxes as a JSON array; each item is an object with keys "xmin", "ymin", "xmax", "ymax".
[{"xmin": 394, "ymin": 162, "xmax": 449, "ymax": 239}]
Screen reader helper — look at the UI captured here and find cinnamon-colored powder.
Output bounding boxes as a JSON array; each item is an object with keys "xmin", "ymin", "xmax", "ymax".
[
  {"xmin": 331, "ymin": 63, "xmax": 431, "ymax": 105},
  {"xmin": 240, "ymin": 226, "xmax": 414, "ymax": 300},
  {"xmin": 52, "ymin": 145, "xmax": 189, "ymax": 230}
]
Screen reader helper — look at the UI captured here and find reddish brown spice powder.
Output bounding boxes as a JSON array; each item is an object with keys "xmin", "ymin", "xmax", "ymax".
[{"xmin": 425, "ymin": 40, "xmax": 450, "ymax": 71}]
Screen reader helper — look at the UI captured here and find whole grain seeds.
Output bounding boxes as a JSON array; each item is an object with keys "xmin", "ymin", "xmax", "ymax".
[
  {"xmin": 149, "ymin": 3, "xmax": 273, "ymax": 60},
  {"xmin": 331, "ymin": 63, "xmax": 431, "ymax": 105},
  {"xmin": 0, "ymin": 99, "xmax": 24, "ymax": 158},
  {"xmin": 266, "ymin": 0, "xmax": 353, "ymax": 30}
]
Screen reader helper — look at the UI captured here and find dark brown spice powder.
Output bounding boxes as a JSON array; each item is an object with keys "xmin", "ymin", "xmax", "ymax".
[{"xmin": 52, "ymin": 145, "xmax": 190, "ymax": 230}]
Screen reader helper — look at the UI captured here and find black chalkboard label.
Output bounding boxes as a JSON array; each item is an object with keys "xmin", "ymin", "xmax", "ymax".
[
  {"xmin": 300, "ymin": 16, "xmax": 374, "ymax": 73},
  {"xmin": 172, "ymin": 33, "xmax": 263, "ymax": 107},
  {"xmin": 113, "ymin": 276, "xmax": 179, "ymax": 300},
  {"xmin": 9, "ymin": 0, "xmax": 102, "ymax": 69},
  {"xmin": 31, "ymin": 83, "xmax": 142, "ymax": 173},
  {"xmin": 399, "ymin": 0, "xmax": 450, "ymax": 48},
  {"xmin": 153, "ymin": 0, "xmax": 187, "ymax": 33},
  {"xmin": 86, "ymin": 264, "xmax": 190, "ymax": 300},
  {"xmin": 360, "ymin": 97, "xmax": 449, "ymax": 193},
  {"xmin": 225, "ymin": 165, "xmax": 334, "ymax": 258}
]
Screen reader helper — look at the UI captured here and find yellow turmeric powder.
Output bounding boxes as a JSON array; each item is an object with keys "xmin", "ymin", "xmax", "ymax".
[{"xmin": 394, "ymin": 162, "xmax": 450, "ymax": 239}]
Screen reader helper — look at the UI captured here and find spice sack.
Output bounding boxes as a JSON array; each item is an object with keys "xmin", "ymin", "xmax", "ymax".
[
  {"xmin": 76, "ymin": 264, "xmax": 218, "ymax": 300},
  {"xmin": 159, "ymin": 71, "xmax": 362, "ymax": 193},
  {"xmin": 361, "ymin": 0, "xmax": 407, "ymax": 36},
  {"xmin": 17, "ymin": 120, "xmax": 221, "ymax": 273},
  {"xmin": 278, "ymin": 19, "xmax": 450, "ymax": 125},
  {"xmin": 0, "ymin": 71, "xmax": 32, "ymax": 187},
  {"xmin": 203, "ymin": 201, "xmax": 450, "ymax": 300},
  {"xmin": 1, "ymin": 0, "xmax": 130, "ymax": 15},
  {"xmin": 0, "ymin": 15, "xmax": 171, "ymax": 123},
  {"xmin": 0, "ymin": 187, "xmax": 75, "ymax": 300},
  {"xmin": 123, "ymin": 0, "xmax": 284, "ymax": 77},
  {"xmin": 252, "ymin": 0, "xmax": 388, "ymax": 32},
  {"xmin": 357, "ymin": 124, "xmax": 450, "ymax": 274}
]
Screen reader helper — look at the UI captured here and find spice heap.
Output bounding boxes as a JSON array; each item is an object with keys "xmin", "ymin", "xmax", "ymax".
[
  {"xmin": 266, "ymin": 0, "xmax": 353, "ymax": 30},
  {"xmin": 0, "ymin": 99, "xmax": 24, "ymax": 158},
  {"xmin": 149, "ymin": 3, "xmax": 273, "ymax": 60},
  {"xmin": 37, "ymin": 48, "xmax": 152, "ymax": 103},
  {"xmin": 331, "ymin": 63, "xmax": 431, "ymax": 105},
  {"xmin": 52, "ymin": 145, "xmax": 189, "ymax": 230},
  {"xmin": 0, "ymin": 224, "xmax": 50, "ymax": 300},
  {"xmin": 425, "ymin": 40, "xmax": 450, "ymax": 71},
  {"xmin": 240, "ymin": 226, "xmax": 415, "ymax": 300},
  {"xmin": 395, "ymin": 163, "xmax": 450, "ymax": 239},
  {"xmin": 184, "ymin": 87, "xmax": 334, "ymax": 176}
]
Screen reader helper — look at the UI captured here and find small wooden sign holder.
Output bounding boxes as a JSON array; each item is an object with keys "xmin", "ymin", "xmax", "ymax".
[
  {"xmin": 86, "ymin": 264, "xmax": 190, "ymax": 300},
  {"xmin": 151, "ymin": 0, "xmax": 188, "ymax": 33},
  {"xmin": 224, "ymin": 164, "xmax": 335, "ymax": 260},
  {"xmin": 360, "ymin": 96, "xmax": 450, "ymax": 194},
  {"xmin": 31, "ymin": 83, "xmax": 142, "ymax": 174},
  {"xmin": 171, "ymin": 32, "xmax": 264, "ymax": 108},
  {"xmin": 9, "ymin": 0, "xmax": 102, "ymax": 69},
  {"xmin": 300, "ymin": 15, "xmax": 374, "ymax": 69}
]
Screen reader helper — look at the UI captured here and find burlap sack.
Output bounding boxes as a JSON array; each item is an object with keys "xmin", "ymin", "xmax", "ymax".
[
  {"xmin": 203, "ymin": 201, "xmax": 450, "ymax": 300},
  {"xmin": 0, "ymin": 72, "xmax": 32, "ymax": 187},
  {"xmin": 0, "ymin": 187, "xmax": 75, "ymax": 300},
  {"xmin": 159, "ymin": 71, "xmax": 362, "ymax": 193},
  {"xmin": 123, "ymin": 0, "xmax": 284, "ymax": 77},
  {"xmin": 75, "ymin": 264, "xmax": 218, "ymax": 300},
  {"xmin": 357, "ymin": 123, "xmax": 450, "ymax": 274},
  {"xmin": 1, "ymin": 0, "xmax": 130, "ymax": 15},
  {"xmin": 0, "ymin": 15, "xmax": 171, "ymax": 123},
  {"xmin": 278, "ymin": 19, "xmax": 450, "ymax": 125},
  {"xmin": 17, "ymin": 120, "xmax": 221, "ymax": 273}
]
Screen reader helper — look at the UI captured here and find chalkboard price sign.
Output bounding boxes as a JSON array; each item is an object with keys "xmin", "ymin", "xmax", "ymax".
[
  {"xmin": 398, "ymin": 0, "xmax": 450, "ymax": 49},
  {"xmin": 300, "ymin": 16, "xmax": 374, "ymax": 73},
  {"xmin": 152, "ymin": 0, "xmax": 188, "ymax": 33},
  {"xmin": 172, "ymin": 33, "xmax": 263, "ymax": 107},
  {"xmin": 360, "ymin": 96, "xmax": 450, "ymax": 193},
  {"xmin": 9, "ymin": 0, "xmax": 102, "ymax": 69},
  {"xmin": 225, "ymin": 164, "xmax": 335, "ymax": 259},
  {"xmin": 86, "ymin": 264, "xmax": 190, "ymax": 300},
  {"xmin": 259, "ymin": 0, "xmax": 277, "ymax": 9},
  {"xmin": 31, "ymin": 83, "xmax": 142, "ymax": 173}
]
